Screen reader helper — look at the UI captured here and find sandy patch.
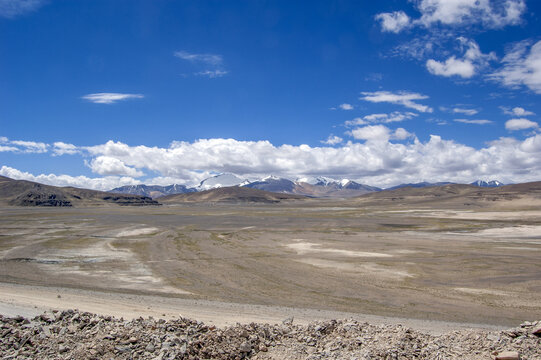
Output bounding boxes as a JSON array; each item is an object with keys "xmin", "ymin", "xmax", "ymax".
[
  {"xmin": 298, "ymin": 258, "xmax": 412, "ymax": 279},
  {"xmin": 35, "ymin": 238, "xmax": 190, "ymax": 295},
  {"xmin": 496, "ymin": 246, "xmax": 540, "ymax": 251},
  {"xmin": 454, "ymin": 288, "xmax": 508, "ymax": 297},
  {"xmin": 415, "ymin": 210, "xmax": 541, "ymax": 221},
  {"xmin": 473, "ymin": 225, "xmax": 541, "ymax": 238},
  {"xmin": 286, "ymin": 241, "xmax": 392, "ymax": 258},
  {"xmin": 116, "ymin": 227, "xmax": 159, "ymax": 237}
]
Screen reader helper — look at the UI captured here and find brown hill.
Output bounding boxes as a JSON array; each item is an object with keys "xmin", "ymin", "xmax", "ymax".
[
  {"xmin": 292, "ymin": 182, "xmax": 377, "ymax": 198},
  {"xmin": 0, "ymin": 176, "xmax": 160, "ymax": 207},
  {"xmin": 160, "ymin": 186, "xmax": 306, "ymax": 203},
  {"xmin": 355, "ymin": 181, "xmax": 541, "ymax": 209}
]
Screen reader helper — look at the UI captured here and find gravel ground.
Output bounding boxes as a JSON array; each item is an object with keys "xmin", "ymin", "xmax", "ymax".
[{"xmin": 1, "ymin": 310, "xmax": 539, "ymax": 359}]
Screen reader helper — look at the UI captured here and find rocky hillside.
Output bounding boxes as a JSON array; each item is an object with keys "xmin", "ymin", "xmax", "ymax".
[
  {"xmin": 356, "ymin": 181, "xmax": 541, "ymax": 208},
  {"xmin": 160, "ymin": 186, "xmax": 306, "ymax": 203},
  {"xmin": 0, "ymin": 176, "xmax": 159, "ymax": 207},
  {"xmin": 0, "ymin": 310, "xmax": 539, "ymax": 359}
]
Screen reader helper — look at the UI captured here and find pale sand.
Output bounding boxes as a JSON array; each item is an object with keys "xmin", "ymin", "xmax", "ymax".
[
  {"xmin": 286, "ymin": 241, "xmax": 392, "ymax": 258},
  {"xmin": 0, "ymin": 282, "xmax": 503, "ymax": 335},
  {"xmin": 116, "ymin": 227, "xmax": 160, "ymax": 237},
  {"xmin": 296, "ymin": 258, "xmax": 412, "ymax": 279}
]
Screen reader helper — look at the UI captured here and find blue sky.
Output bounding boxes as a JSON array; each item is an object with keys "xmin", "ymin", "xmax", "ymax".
[{"xmin": 1, "ymin": 0, "xmax": 541, "ymax": 189}]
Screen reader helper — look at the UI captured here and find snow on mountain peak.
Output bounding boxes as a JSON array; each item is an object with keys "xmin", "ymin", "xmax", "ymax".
[{"xmin": 197, "ymin": 173, "xmax": 246, "ymax": 190}]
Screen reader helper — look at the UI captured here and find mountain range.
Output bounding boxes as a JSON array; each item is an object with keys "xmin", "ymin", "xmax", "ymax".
[{"xmin": 109, "ymin": 173, "xmax": 505, "ymax": 199}]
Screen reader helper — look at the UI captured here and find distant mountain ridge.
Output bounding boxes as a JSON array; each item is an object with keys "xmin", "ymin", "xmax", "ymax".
[
  {"xmin": 385, "ymin": 182, "xmax": 455, "ymax": 191},
  {"xmin": 110, "ymin": 184, "xmax": 196, "ymax": 198},
  {"xmin": 108, "ymin": 174, "xmax": 506, "ymax": 199}
]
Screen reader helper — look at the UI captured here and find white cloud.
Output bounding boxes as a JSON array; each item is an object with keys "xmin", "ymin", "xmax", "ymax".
[
  {"xmin": 338, "ymin": 103, "xmax": 354, "ymax": 110},
  {"xmin": 427, "ymin": 57, "xmax": 475, "ymax": 78},
  {"xmin": 393, "ymin": 128, "xmax": 415, "ymax": 140},
  {"xmin": 416, "ymin": 0, "xmax": 525, "ymax": 29},
  {"xmin": 489, "ymin": 40, "xmax": 541, "ymax": 94},
  {"xmin": 375, "ymin": 11, "xmax": 411, "ymax": 33},
  {"xmin": 0, "ymin": 166, "xmax": 142, "ymax": 192},
  {"xmin": 349, "ymin": 125, "xmax": 391, "ymax": 142},
  {"xmin": 426, "ymin": 37, "xmax": 495, "ymax": 78},
  {"xmin": 174, "ymin": 51, "xmax": 223, "ymax": 66},
  {"xmin": 505, "ymin": 118, "xmax": 539, "ymax": 131},
  {"xmin": 360, "ymin": 91, "xmax": 433, "ymax": 113},
  {"xmin": 88, "ymin": 156, "xmax": 144, "ymax": 177},
  {"xmin": 53, "ymin": 142, "xmax": 79, "ymax": 156},
  {"xmin": 345, "ymin": 117, "xmax": 368, "ymax": 126},
  {"xmin": 195, "ymin": 70, "xmax": 228, "ymax": 78},
  {"xmin": 5, "ymin": 131, "xmax": 541, "ymax": 188},
  {"xmin": 453, "ymin": 107, "xmax": 478, "ymax": 116},
  {"xmin": 1, "ymin": 139, "xmax": 49, "ymax": 153},
  {"xmin": 321, "ymin": 135, "xmax": 343, "ymax": 145},
  {"xmin": 0, "ymin": 145, "xmax": 19, "ymax": 152},
  {"xmin": 82, "ymin": 93, "xmax": 144, "ymax": 104},
  {"xmin": 349, "ymin": 125, "xmax": 414, "ymax": 142},
  {"xmin": 376, "ymin": 0, "xmax": 525, "ymax": 34},
  {"xmin": 454, "ymin": 119, "xmax": 493, "ymax": 125},
  {"xmin": 501, "ymin": 106, "xmax": 535, "ymax": 116},
  {"xmin": 345, "ymin": 112, "xmax": 417, "ymax": 127},
  {"xmin": 175, "ymin": 51, "xmax": 227, "ymax": 79},
  {"xmin": 0, "ymin": 0, "xmax": 45, "ymax": 18}
]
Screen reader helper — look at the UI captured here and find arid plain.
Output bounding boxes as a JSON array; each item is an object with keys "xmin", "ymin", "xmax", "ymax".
[{"xmin": 1, "ymin": 188, "xmax": 540, "ymax": 329}]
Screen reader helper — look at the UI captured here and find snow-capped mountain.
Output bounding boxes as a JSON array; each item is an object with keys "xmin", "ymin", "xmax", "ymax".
[
  {"xmin": 242, "ymin": 176, "xmax": 297, "ymax": 193},
  {"xmin": 107, "ymin": 173, "xmax": 391, "ymax": 199},
  {"xmin": 110, "ymin": 184, "xmax": 196, "ymax": 198},
  {"xmin": 295, "ymin": 176, "xmax": 381, "ymax": 192},
  {"xmin": 196, "ymin": 173, "xmax": 247, "ymax": 191},
  {"xmin": 470, "ymin": 180, "xmax": 505, "ymax": 187}
]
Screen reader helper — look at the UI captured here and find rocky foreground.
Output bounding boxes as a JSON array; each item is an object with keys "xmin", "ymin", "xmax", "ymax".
[{"xmin": 1, "ymin": 311, "xmax": 540, "ymax": 359}]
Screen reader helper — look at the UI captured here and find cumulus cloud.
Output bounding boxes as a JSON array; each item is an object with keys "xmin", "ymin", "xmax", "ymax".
[
  {"xmin": 360, "ymin": 91, "xmax": 433, "ymax": 113},
  {"xmin": 393, "ymin": 128, "xmax": 415, "ymax": 140},
  {"xmin": 426, "ymin": 37, "xmax": 496, "ymax": 78},
  {"xmin": 375, "ymin": 11, "xmax": 411, "ymax": 33},
  {"xmin": 5, "ymin": 131, "xmax": 541, "ymax": 188},
  {"xmin": 88, "ymin": 156, "xmax": 145, "ymax": 177},
  {"xmin": 345, "ymin": 112, "xmax": 417, "ymax": 127},
  {"xmin": 0, "ymin": 0, "xmax": 45, "ymax": 18},
  {"xmin": 501, "ymin": 106, "xmax": 535, "ymax": 116},
  {"xmin": 426, "ymin": 57, "xmax": 475, "ymax": 78},
  {"xmin": 454, "ymin": 119, "xmax": 492, "ymax": 125},
  {"xmin": 82, "ymin": 93, "xmax": 144, "ymax": 104},
  {"xmin": 379, "ymin": 0, "xmax": 526, "ymax": 33},
  {"xmin": 489, "ymin": 40, "xmax": 541, "ymax": 94},
  {"xmin": 416, "ymin": 0, "xmax": 525, "ymax": 29},
  {"xmin": 349, "ymin": 125, "xmax": 415, "ymax": 142},
  {"xmin": 505, "ymin": 118, "xmax": 539, "ymax": 131},
  {"xmin": 321, "ymin": 135, "xmax": 343, "ymax": 145},
  {"xmin": 338, "ymin": 103, "xmax": 354, "ymax": 110}
]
